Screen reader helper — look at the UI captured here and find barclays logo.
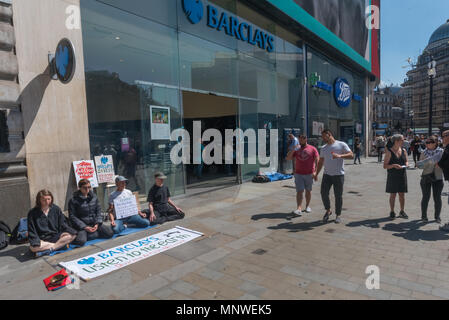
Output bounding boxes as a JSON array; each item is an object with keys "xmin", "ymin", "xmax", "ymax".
[
  {"xmin": 182, "ymin": 0, "xmax": 204, "ymax": 24},
  {"xmin": 334, "ymin": 78, "xmax": 351, "ymax": 108}
]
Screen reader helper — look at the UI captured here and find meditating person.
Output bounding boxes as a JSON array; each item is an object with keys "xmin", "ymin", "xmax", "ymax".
[
  {"xmin": 28, "ymin": 189, "xmax": 77, "ymax": 258},
  {"xmin": 69, "ymin": 179, "xmax": 113, "ymax": 246},
  {"xmin": 145, "ymin": 172, "xmax": 185, "ymax": 225},
  {"xmin": 108, "ymin": 176, "xmax": 150, "ymax": 234}
]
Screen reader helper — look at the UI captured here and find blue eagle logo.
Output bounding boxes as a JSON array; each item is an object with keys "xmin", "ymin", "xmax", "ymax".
[
  {"xmin": 78, "ymin": 257, "xmax": 95, "ymax": 265},
  {"xmin": 55, "ymin": 44, "xmax": 69, "ymax": 78},
  {"xmin": 182, "ymin": 0, "xmax": 204, "ymax": 24},
  {"xmin": 101, "ymin": 156, "xmax": 108, "ymax": 164}
]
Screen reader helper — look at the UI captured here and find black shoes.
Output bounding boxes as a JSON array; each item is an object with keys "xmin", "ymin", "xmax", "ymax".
[
  {"xmin": 422, "ymin": 216, "xmax": 429, "ymax": 222},
  {"xmin": 398, "ymin": 211, "xmax": 409, "ymax": 219},
  {"xmin": 390, "ymin": 212, "xmax": 396, "ymax": 219},
  {"xmin": 323, "ymin": 211, "xmax": 332, "ymax": 223}
]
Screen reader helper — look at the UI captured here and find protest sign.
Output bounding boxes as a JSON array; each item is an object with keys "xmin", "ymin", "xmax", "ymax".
[
  {"xmin": 59, "ymin": 226, "xmax": 203, "ymax": 281},
  {"xmin": 73, "ymin": 160, "xmax": 99, "ymax": 188},
  {"xmin": 113, "ymin": 195, "xmax": 139, "ymax": 220},
  {"xmin": 94, "ymin": 155, "xmax": 115, "ymax": 184}
]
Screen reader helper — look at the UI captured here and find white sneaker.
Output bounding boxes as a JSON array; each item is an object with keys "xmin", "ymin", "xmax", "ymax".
[
  {"xmin": 303, "ymin": 207, "xmax": 312, "ymax": 213},
  {"xmin": 292, "ymin": 209, "xmax": 303, "ymax": 216}
]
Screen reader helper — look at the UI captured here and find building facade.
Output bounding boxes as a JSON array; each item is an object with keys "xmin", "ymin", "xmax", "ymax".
[
  {"xmin": 0, "ymin": 0, "xmax": 380, "ymax": 224},
  {"xmin": 403, "ymin": 20, "xmax": 449, "ymax": 134}
]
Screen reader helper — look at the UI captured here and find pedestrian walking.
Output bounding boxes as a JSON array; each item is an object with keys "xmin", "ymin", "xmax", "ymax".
[
  {"xmin": 354, "ymin": 137, "xmax": 362, "ymax": 165},
  {"xmin": 384, "ymin": 134, "xmax": 409, "ymax": 219},
  {"xmin": 416, "ymin": 136, "xmax": 444, "ymax": 223},
  {"xmin": 286, "ymin": 135, "xmax": 319, "ymax": 216},
  {"xmin": 411, "ymin": 135, "xmax": 422, "ymax": 167},
  {"xmin": 376, "ymin": 136, "xmax": 385, "ymax": 163},
  {"xmin": 314, "ymin": 129, "xmax": 354, "ymax": 224}
]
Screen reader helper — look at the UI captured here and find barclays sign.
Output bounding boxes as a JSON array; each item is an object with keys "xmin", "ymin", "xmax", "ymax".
[
  {"xmin": 334, "ymin": 78, "xmax": 352, "ymax": 108},
  {"xmin": 182, "ymin": 0, "xmax": 275, "ymax": 52}
]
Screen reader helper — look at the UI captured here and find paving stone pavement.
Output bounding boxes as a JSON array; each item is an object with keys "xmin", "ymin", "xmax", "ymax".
[{"xmin": 2, "ymin": 157, "xmax": 449, "ymax": 300}]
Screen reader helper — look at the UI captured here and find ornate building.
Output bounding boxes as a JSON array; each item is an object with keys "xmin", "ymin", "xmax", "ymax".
[{"xmin": 403, "ymin": 20, "xmax": 449, "ymax": 132}]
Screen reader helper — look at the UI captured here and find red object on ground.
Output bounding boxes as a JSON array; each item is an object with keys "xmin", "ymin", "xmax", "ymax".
[{"xmin": 43, "ymin": 269, "xmax": 72, "ymax": 291}]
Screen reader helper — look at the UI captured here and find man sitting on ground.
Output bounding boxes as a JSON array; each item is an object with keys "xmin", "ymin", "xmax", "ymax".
[
  {"xmin": 108, "ymin": 176, "xmax": 150, "ymax": 234},
  {"xmin": 28, "ymin": 189, "xmax": 77, "ymax": 258},
  {"xmin": 144, "ymin": 172, "xmax": 185, "ymax": 225}
]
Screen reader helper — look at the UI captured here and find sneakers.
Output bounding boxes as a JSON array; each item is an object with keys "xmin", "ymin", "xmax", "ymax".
[
  {"xmin": 398, "ymin": 211, "xmax": 409, "ymax": 219},
  {"xmin": 335, "ymin": 216, "xmax": 342, "ymax": 224},
  {"xmin": 440, "ymin": 223, "xmax": 449, "ymax": 232},
  {"xmin": 436, "ymin": 218, "xmax": 442, "ymax": 224},
  {"xmin": 389, "ymin": 212, "xmax": 396, "ymax": 219},
  {"xmin": 303, "ymin": 207, "xmax": 312, "ymax": 213},
  {"xmin": 422, "ymin": 216, "xmax": 429, "ymax": 222},
  {"xmin": 292, "ymin": 209, "xmax": 303, "ymax": 217},
  {"xmin": 322, "ymin": 211, "xmax": 332, "ymax": 223}
]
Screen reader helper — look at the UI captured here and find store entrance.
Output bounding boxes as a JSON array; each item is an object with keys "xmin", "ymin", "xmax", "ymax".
[{"xmin": 182, "ymin": 90, "xmax": 239, "ymax": 193}]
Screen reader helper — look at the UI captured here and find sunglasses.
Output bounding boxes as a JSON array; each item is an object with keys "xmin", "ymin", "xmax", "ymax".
[{"xmin": 426, "ymin": 141, "xmax": 436, "ymax": 144}]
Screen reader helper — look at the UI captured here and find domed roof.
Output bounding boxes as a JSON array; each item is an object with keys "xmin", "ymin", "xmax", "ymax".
[{"xmin": 429, "ymin": 20, "xmax": 449, "ymax": 45}]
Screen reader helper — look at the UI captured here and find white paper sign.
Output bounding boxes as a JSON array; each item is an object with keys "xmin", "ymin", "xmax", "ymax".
[
  {"xmin": 59, "ymin": 227, "xmax": 203, "ymax": 281},
  {"xmin": 150, "ymin": 105, "xmax": 171, "ymax": 140},
  {"xmin": 313, "ymin": 121, "xmax": 324, "ymax": 136},
  {"xmin": 73, "ymin": 160, "xmax": 99, "ymax": 188},
  {"xmin": 113, "ymin": 196, "xmax": 139, "ymax": 220},
  {"xmin": 94, "ymin": 155, "xmax": 115, "ymax": 184}
]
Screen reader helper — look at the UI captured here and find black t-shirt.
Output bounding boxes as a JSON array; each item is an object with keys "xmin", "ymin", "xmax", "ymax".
[{"xmin": 147, "ymin": 185, "xmax": 171, "ymax": 210}]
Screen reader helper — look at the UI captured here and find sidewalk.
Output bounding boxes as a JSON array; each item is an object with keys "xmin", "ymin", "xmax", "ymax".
[{"xmin": 1, "ymin": 157, "xmax": 449, "ymax": 300}]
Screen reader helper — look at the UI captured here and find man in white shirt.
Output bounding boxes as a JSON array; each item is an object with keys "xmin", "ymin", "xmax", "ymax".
[{"xmin": 314, "ymin": 129, "xmax": 354, "ymax": 224}]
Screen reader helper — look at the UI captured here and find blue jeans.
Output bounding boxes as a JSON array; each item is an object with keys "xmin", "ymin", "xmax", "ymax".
[{"xmin": 113, "ymin": 214, "xmax": 150, "ymax": 234}]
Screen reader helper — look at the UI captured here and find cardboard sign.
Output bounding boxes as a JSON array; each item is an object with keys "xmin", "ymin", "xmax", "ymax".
[
  {"xmin": 94, "ymin": 155, "xmax": 115, "ymax": 184},
  {"xmin": 59, "ymin": 227, "xmax": 203, "ymax": 281},
  {"xmin": 113, "ymin": 195, "xmax": 139, "ymax": 220},
  {"xmin": 73, "ymin": 160, "xmax": 99, "ymax": 188}
]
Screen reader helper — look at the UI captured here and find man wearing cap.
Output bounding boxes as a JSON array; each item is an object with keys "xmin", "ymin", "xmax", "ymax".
[
  {"xmin": 145, "ymin": 172, "xmax": 185, "ymax": 225},
  {"xmin": 107, "ymin": 176, "xmax": 150, "ymax": 234}
]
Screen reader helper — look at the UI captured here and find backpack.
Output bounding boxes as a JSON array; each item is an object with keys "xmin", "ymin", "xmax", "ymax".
[
  {"xmin": 11, "ymin": 218, "xmax": 28, "ymax": 244},
  {"xmin": 0, "ymin": 221, "xmax": 12, "ymax": 250}
]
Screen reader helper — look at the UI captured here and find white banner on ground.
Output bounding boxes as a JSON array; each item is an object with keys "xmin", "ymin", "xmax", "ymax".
[
  {"xmin": 59, "ymin": 226, "xmax": 203, "ymax": 281},
  {"xmin": 113, "ymin": 195, "xmax": 139, "ymax": 220}
]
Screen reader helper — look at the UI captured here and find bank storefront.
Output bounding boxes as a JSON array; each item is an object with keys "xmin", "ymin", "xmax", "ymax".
[{"xmin": 79, "ymin": 0, "xmax": 374, "ymax": 199}]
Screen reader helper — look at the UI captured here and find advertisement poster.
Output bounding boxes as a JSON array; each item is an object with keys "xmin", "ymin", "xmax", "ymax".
[
  {"xmin": 73, "ymin": 160, "xmax": 99, "ymax": 188},
  {"xmin": 113, "ymin": 195, "xmax": 139, "ymax": 220},
  {"xmin": 150, "ymin": 106, "xmax": 171, "ymax": 140},
  {"xmin": 121, "ymin": 138, "xmax": 130, "ymax": 152},
  {"xmin": 59, "ymin": 227, "xmax": 203, "ymax": 281},
  {"xmin": 94, "ymin": 155, "xmax": 115, "ymax": 184}
]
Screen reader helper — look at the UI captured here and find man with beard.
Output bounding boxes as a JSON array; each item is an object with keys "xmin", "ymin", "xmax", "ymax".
[
  {"xmin": 286, "ymin": 135, "xmax": 319, "ymax": 216},
  {"xmin": 314, "ymin": 129, "xmax": 354, "ymax": 224}
]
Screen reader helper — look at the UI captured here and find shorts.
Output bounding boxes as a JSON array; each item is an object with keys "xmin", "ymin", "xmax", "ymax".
[{"xmin": 294, "ymin": 174, "xmax": 314, "ymax": 192}]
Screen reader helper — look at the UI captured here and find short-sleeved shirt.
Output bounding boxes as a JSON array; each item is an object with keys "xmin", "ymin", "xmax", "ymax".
[
  {"xmin": 293, "ymin": 144, "xmax": 319, "ymax": 175},
  {"xmin": 320, "ymin": 141, "xmax": 352, "ymax": 176},
  {"xmin": 147, "ymin": 184, "xmax": 171, "ymax": 211},
  {"xmin": 109, "ymin": 189, "xmax": 134, "ymax": 219}
]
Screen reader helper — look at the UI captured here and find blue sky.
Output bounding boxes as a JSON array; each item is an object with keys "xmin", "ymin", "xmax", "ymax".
[{"xmin": 381, "ymin": 0, "xmax": 449, "ymax": 87}]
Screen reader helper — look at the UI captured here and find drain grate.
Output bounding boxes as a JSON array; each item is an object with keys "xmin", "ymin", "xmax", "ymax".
[{"xmin": 252, "ymin": 249, "xmax": 267, "ymax": 255}]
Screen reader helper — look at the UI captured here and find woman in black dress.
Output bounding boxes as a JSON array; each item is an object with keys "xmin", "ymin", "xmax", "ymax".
[{"xmin": 384, "ymin": 134, "xmax": 409, "ymax": 219}]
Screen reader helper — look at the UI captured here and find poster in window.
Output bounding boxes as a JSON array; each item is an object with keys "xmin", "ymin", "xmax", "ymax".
[{"xmin": 150, "ymin": 106, "xmax": 171, "ymax": 140}]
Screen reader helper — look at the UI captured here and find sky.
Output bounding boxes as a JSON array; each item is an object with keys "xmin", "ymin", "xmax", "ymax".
[{"xmin": 381, "ymin": 0, "xmax": 449, "ymax": 87}]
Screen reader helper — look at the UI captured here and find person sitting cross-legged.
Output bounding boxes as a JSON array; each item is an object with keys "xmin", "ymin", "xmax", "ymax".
[
  {"xmin": 28, "ymin": 189, "xmax": 77, "ymax": 258},
  {"xmin": 69, "ymin": 179, "xmax": 114, "ymax": 246},
  {"xmin": 108, "ymin": 176, "xmax": 150, "ymax": 234},
  {"xmin": 144, "ymin": 172, "xmax": 185, "ymax": 226}
]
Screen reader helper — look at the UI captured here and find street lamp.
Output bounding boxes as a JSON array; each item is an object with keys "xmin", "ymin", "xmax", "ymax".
[{"xmin": 428, "ymin": 59, "xmax": 437, "ymax": 136}]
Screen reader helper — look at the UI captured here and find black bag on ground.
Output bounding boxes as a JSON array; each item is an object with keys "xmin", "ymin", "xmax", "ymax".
[
  {"xmin": 0, "ymin": 221, "xmax": 12, "ymax": 250},
  {"xmin": 252, "ymin": 175, "xmax": 270, "ymax": 183}
]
